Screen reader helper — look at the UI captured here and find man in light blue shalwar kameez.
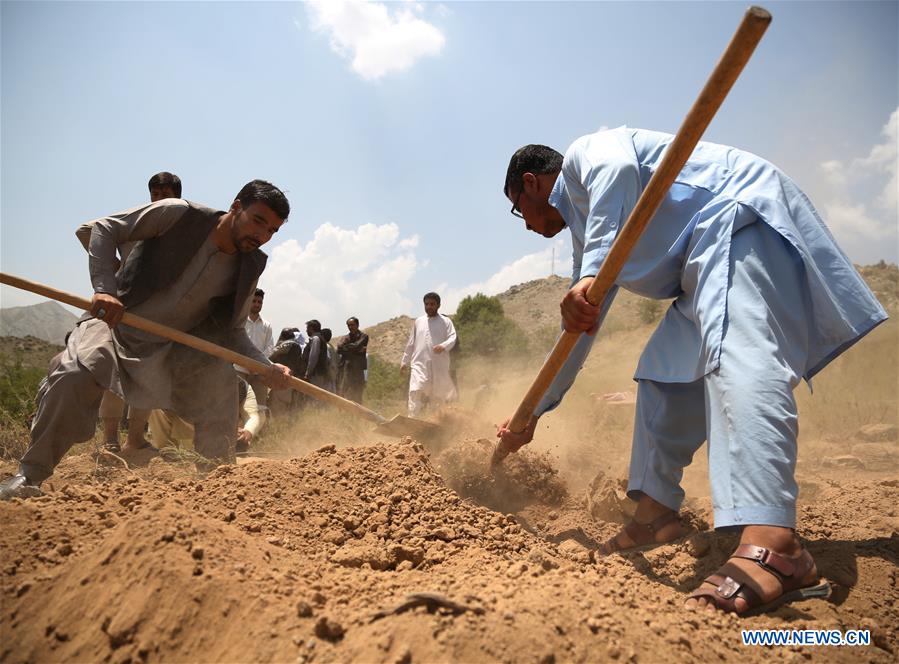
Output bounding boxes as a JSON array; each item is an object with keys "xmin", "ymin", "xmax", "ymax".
[{"xmin": 497, "ymin": 128, "xmax": 887, "ymax": 615}]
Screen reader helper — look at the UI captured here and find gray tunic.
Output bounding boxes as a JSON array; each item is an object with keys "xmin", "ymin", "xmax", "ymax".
[{"xmin": 76, "ymin": 200, "xmax": 269, "ymax": 410}]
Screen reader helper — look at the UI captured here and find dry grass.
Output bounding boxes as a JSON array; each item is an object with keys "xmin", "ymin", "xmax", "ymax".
[{"xmin": 795, "ymin": 317, "xmax": 897, "ymax": 440}]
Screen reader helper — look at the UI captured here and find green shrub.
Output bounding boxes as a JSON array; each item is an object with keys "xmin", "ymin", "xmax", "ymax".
[
  {"xmin": 454, "ymin": 293, "xmax": 529, "ymax": 359},
  {"xmin": 364, "ymin": 355, "xmax": 407, "ymax": 412},
  {"xmin": 0, "ymin": 359, "xmax": 43, "ymax": 422},
  {"xmin": 0, "ymin": 358, "xmax": 44, "ymax": 459}
]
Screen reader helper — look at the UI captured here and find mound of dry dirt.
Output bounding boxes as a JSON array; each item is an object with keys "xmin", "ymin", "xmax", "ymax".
[{"xmin": 1, "ymin": 439, "xmax": 897, "ymax": 663}]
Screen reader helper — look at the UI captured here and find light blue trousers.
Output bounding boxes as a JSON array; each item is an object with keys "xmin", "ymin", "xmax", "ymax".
[{"xmin": 628, "ymin": 221, "xmax": 810, "ymax": 530}]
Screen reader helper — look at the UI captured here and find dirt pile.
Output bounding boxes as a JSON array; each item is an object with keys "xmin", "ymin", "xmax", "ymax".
[{"xmin": 1, "ymin": 439, "xmax": 897, "ymax": 663}]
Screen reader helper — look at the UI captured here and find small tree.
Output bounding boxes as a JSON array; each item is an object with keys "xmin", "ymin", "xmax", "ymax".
[{"xmin": 454, "ymin": 293, "xmax": 529, "ymax": 358}]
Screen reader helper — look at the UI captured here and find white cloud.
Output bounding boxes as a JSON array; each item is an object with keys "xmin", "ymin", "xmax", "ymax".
[
  {"xmin": 440, "ymin": 238, "xmax": 571, "ymax": 314},
  {"xmin": 259, "ymin": 222, "xmax": 421, "ymax": 336},
  {"xmin": 305, "ymin": 0, "xmax": 445, "ymax": 81},
  {"xmin": 819, "ymin": 108, "xmax": 898, "ymax": 263},
  {"xmin": 257, "ymin": 221, "xmax": 571, "ymax": 335}
]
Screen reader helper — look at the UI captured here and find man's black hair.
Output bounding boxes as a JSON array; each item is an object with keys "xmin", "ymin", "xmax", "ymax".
[
  {"xmin": 346, "ymin": 316, "xmax": 359, "ymax": 326},
  {"xmin": 321, "ymin": 328, "xmax": 332, "ymax": 343},
  {"xmin": 254, "ymin": 288, "xmax": 265, "ymax": 298},
  {"xmin": 278, "ymin": 327, "xmax": 299, "ymax": 343},
  {"xmin": 235, "ymin": 179, "xmax": 290, "ymax": 221},
  {"xmin": 423, "ymin": 292, "xmax": 441, "ymax": 306},
  {"xmin": 148, "ymin": 171, "xmax": 182, "ymax": 197},
  {"xmin": 503, "ymin": 145, "xmax": 564, "ymax": 197},
  {"xmin": 306, "ymin": 319, "xmax": 322, "ymax": 333}
]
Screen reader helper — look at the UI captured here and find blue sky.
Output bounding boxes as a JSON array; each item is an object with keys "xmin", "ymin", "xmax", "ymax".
[{"xmin": 2, "ymin": 1, "xmax": 896, "ymax": 337}]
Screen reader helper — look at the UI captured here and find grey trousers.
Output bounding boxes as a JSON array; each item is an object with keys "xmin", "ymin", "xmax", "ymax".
[{"xmin": 21, "ymin": 326, "xmax": 238, "ymax": 482}]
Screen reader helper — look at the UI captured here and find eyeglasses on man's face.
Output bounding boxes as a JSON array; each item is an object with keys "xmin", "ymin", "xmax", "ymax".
[{"xmin": 510, "ymin": 188, "xmax": 524, "ymax": 218}]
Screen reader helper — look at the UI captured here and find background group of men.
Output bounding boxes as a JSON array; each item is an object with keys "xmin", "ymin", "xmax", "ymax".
[{"xmin": 60, "ymin": 171, "xmax": 459, "ymax": 459}]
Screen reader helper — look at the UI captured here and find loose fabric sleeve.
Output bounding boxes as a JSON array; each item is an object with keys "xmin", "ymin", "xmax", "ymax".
[
  {"xmin": 401, "ymin": 323, "xmax": 416, "ymax": 366},
  {"xmin": 87, "ymin": 200, "xmax": 189, "ymax": 295},
  {"xmin": 566, "ymin": 136, "xmax": 641, "ymax": 280},
  {"xmin": 305, "ymin": 337, "xmax": 322, "ymax": 379},
  {"xmin": 261, "ymin": 322, "xmax": 275, "ymax": 357},
  {"xmin": 439, "ymin": 316, "xmax": 457, "ymax": 352},
  {"xmin": 534, "ymin": 134, "xmax": 639, "ymax": 417},
  {"xmin": 534, "ymin": 288, "xmax": 617, "ymax": 417}
]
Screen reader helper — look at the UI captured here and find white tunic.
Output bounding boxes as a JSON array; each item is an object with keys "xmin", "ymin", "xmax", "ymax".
[{"xmin": 401, "ymin": 314, "xmax": 457, "ymax": 401}]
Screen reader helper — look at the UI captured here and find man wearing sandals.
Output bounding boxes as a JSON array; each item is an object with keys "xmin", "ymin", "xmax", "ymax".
[
  {"xmin": 497, "ymin": 128, "xmax": 887, "ymax": 615},
  {"xmin": 0, "ymin": 180, "xmax": 293, "ymax": 500}
]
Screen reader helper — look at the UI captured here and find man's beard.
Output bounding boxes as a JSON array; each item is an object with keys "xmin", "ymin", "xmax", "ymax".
[{"xmin": 239, "ymin": 236, "xmax": 260, "ymax": 252}]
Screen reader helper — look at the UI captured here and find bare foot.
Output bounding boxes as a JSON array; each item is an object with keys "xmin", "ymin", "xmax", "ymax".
[
  {"xmin": 685, "ymin": 526, "xmax": 819, "ymax": 614},
  {"xmin": 599, "ymin": 494, "xmax": 683, "ymax": 554}
]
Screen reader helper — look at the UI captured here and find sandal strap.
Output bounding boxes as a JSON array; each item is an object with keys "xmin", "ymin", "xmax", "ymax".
[
  {"xmin": 622, "ymin": 511, "xmax": 680, "ymax": 546},
  {"xmin": 692, "ymin": 573, "xmax": 763, "ymax": 610},
  {"xmin": 732, "ymin": 544, "xmax": 813, "ymax": 583}
]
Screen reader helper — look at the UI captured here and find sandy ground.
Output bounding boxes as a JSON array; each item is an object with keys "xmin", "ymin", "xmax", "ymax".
[{"xmin": 1, "ymin": 418, "xmax": 896, "ymax": 663}]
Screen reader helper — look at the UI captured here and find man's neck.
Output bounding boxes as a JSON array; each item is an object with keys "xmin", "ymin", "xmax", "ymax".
[
  {"xmin": 212, "ymin": 212, "xmax": 238, "ymax": 253},
  {"xmin": 249, "ymin": 313, "xmax": 260, "ymax": 322}
]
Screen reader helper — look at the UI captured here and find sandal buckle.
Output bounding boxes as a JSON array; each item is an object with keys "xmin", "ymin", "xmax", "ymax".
[{"xmin": 716, "ymin": 577, "xmax": 740, "ymax": 599}]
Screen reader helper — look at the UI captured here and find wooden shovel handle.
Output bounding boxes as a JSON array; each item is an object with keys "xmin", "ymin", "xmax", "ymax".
[
  {"xmin": 503, "ymin": 6, "xmax": 772, "ymax": 438},
  {"xmin": 0, "ymin": 271, "xmax": 386, "ymax": 424}
]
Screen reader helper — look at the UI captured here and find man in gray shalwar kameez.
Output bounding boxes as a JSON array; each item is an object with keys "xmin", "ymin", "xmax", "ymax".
[{"xmin": 1, "ymin": 180, "xmax": 292, "ymax": 499}]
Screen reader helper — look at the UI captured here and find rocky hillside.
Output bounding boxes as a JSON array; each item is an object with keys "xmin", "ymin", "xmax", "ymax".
[
  {"xmin": 0, "ymin": 301, "xmax": 79, "ymax": 345},
  {"xmin": 364, "ymin": 262, "xmax": 897, "ymax": 364},
  {"xmin": 0, "ymin": 335, "xmax": 63, "ymax": 371},
  {"xmin": 858, "ymin": 261, "xmax": 899, "ymax": 312},
  {"xmin": 363, "ymin": 315, "xmax": 415, "ymax": 364}
]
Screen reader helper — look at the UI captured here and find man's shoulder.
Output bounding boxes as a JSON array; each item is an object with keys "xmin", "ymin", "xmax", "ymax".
[
  {"xmin": 147, "ymin": 198, "xmax": 192, "ymax": 217},
  {"xmin": 181, "ymin": 199, "xmax": 219, "ymax": 215}
]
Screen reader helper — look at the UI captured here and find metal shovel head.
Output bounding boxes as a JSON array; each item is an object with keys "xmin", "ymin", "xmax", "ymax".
[{"xmin": 374, "ymin": 414, "xmax": 441, "ymax": 439}]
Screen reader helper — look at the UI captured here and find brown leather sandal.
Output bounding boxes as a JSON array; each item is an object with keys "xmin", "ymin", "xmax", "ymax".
[
  {"xmin": 598, "ymin": 511, "xmax": 682, "ymax": 555},
  {"xmin": 689, "ymin": 544, "xmax": 830, "ymax": 615}
]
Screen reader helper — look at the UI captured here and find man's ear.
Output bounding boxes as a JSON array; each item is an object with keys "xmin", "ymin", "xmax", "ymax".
[
  {"xmin": 230, "ymin": 199, "xmax": 242, "ymax": 214},
  {"xmin": 522, "ymin": 172, "xmax": 538, "ymax": 194}
]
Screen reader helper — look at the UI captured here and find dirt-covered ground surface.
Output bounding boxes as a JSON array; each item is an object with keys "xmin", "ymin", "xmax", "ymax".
[{"xmin": 1, "ymin": 419, "xmax": 896, "ymax": 663}]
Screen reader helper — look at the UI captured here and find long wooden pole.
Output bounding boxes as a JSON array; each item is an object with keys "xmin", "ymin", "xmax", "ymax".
[
  {"xmin": 493, "ymin": 6, "xmax": 772, "ymax": 464},
  {"xmin": 0, "ymin": 272, "xmax": 387, "ymax": 425}
]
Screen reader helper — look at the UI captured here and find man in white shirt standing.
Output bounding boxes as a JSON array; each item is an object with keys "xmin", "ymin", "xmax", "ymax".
[
  {"xmin": 400, "ymin": 292, "xmax": 457, "ymax": 417},
  {"xmin": 237, "ymin": 288, "xmax": 275, "ymax": 414}
]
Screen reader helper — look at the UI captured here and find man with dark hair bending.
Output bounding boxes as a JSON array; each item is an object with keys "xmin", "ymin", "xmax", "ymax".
[
  {"xmin": 496, "ymin": 128, "xmax": 886, "ymax": 616},
  {"xmin": 1, "ymin": 179, "xmax": 293, "ymax": 499}
]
